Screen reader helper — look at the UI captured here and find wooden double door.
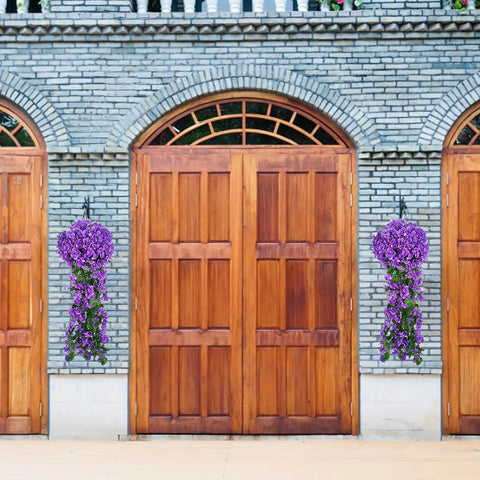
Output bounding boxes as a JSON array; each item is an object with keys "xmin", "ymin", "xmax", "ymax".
[
  {"xmin": 443, "ymin": 151, "xmax": 480, "ymax": 434},
  {"xmin": 0, "ymin": 152, "xmax": 46, "ymax": 434},
  {"xmin": 132, "ymin": 147, "xmax": 355, "ymax": 434}
]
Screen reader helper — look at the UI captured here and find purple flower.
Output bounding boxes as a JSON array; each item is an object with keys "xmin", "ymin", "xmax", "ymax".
[
  {"xmin": 372, "ymin": 219, "xmax": 429, "ymax": 365},
  {"xmin": 57, "ymin": 220, "xmax": 114, "ymax": 365}
]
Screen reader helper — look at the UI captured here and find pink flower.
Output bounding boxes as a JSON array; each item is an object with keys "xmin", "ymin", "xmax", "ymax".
[
  {"xmin": 463, "ymin": 0, "xmax": 468, "ymax": 4},
  {"xmin": 338, "ymin": 0, "xmax": 344, "ymax": 3}
]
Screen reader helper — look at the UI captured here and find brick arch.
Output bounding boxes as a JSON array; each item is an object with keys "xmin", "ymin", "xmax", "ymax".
[
  {"xmin": 0, "ymin": 69, "xmax": 70, "ymax": 149},
  {"xmin": 106, "ymin": 65, "xmax": 380, "ymax": 150},
  {"xmin": 419, "ymin": 72, "xmax": 480, "ymax": 148}
]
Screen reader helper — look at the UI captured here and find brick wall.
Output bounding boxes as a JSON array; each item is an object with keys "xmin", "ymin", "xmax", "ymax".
[
  {"xmin": 357, "ymin": 152, "xmax": 442, "ymax": 373},
  {"xmin": 0, "ymin": 10, "xmax": 477, "ymax": 373},
  {"xmin": 47, "ymin": 154, "xmax": 130, "ymax": 373}
]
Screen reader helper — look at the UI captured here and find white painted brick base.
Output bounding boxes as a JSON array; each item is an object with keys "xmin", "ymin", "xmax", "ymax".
[
  {"xmin": 49, "ymin": 374, "xmax": 128, "ymax": 440},
  {"xmin": 360, "ymin": 374, "xmax": 441, "ymax": 440}
]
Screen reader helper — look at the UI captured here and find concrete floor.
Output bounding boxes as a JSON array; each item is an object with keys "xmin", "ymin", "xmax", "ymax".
[{"xmin": 1, "ymin": 440, "xmax": 480, "ymax": 480}]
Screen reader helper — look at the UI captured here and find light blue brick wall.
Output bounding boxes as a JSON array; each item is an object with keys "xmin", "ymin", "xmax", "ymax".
[
  {"xmin": 47, "ymin": 155, "xmax": 130, "ymax": 373},
  {"xmin": 0, "ymin": 10, "xmax": 477, "ymax": 373}
]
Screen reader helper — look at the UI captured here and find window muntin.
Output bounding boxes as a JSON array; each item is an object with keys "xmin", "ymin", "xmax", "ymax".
[{"xmin": 146, "ymin": 99, "xmax": 346, "ymax": 147}]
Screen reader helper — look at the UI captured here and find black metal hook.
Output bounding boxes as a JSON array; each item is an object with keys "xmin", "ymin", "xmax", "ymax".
[
  {"xmin": 82, "ymin": 197, "xmax": 90, "ymax": 220},
  {"xmin": 399, "ymin": 195, "xmax": 407, "ymax": 219}
]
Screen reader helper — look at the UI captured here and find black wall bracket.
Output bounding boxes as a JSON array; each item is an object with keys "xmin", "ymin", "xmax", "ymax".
[
  {"xmin": 399, "ymin": 195, "xmax": 407, "ymax": 219},
  {"xmin": 82, "ymin": 197, "xmax": 90, "ymax": 220}
]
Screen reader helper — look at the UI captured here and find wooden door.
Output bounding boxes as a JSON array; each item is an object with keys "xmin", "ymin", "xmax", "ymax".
[
  {"xmin": 0, "ymin": 153, "xmax": 45, "ymax": 434},
  {"xmin": 134, "ymin": 148, "xmax": 243, "ymax": 433},
  {"xmin": 444, "ymin": 151, "xmax": 480, "ymax": 434},
  {"xmin": 133, "ymin": 147, "xmax": 354, "ymax": 434},
  {"xmin": 243, "ymin": 149, "xmax": 353, "ymax": 434}
]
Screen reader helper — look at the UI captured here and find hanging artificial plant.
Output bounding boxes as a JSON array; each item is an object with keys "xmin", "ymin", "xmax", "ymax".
[
  {"xmin": 372, "ymin": 219, "xmax": 429, "ymax": 365},
  {"xmin": 57, "ymin": 219, "xmax": 114, "ymax": 365}
]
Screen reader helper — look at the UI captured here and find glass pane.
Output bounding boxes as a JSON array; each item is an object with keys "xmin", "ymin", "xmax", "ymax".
[
  {"xmin": 172, "ymin": 114, "xmax": 195, "ymax": 134},
  {"xmin": 14, "ymin": 128, "xmax": 35, "ymax": 147},
  {"xmin": 246, "ymin": 117, "xmax": 276, "ymax": 132},
  {"xmin": 220, "ymin": 102, "xmax": 242, "ymax": 116},
  {"xmin": 293, "ymin": 114, "xmax": 316, "ymax": 134},
  {"xmin": 470, "ymin": 114, "xmax": 480, "ymax": 132},
  {"xmin": 314, "ymin": 128, "xmax": 339, "ymax": 145},
  {"xmin": 270, "ymin": 105, "xmax": 293, "ymax": 122},
  {"xmin": 246, "ymin": 102, "xmax": 268, "ymax": 115},
  {"xmin": 0, "ymin": 111, "xmax": 19, "ymax": 132},
  {"xmin": 195, "ymin": 106, "xmax": 218, "ymax": 122},
  {"xmin": 213, "ymin": 117, "xmax": 242, "ymax": 132},
  {"xmin": 246, "ymin": 133, "xmax": 287, "ymax": 145},
  {"xmin": 150, "ymin": 128, "xmax": 175, "ymax": 145},
  {"xmin": 456, "ymin": 125, "xmax": 476, "ymax": 145},
  {"xmin": 0, "ymin": 131, "xmax": 16, "ymax": 147},
  {"xmin": 277, "ymin": 124, "xmax": 316, "ymax": 145},
  {"xmin": 199, "ymin": 133, "xmax": 243, "ymax": 145},
  {"xmin": 173, "ymin": 124, "xmax": 211, "ymax": 145},
  {"xmin": 473, "ymin": 136, "xmax": 480, "ymax": 146}
]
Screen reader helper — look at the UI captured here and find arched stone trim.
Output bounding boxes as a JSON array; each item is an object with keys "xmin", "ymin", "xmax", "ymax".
[
  {"xmin": 106, "ymin": 65, "xmax": 380, "ymax": 150},
  {"xmin": 419, "ymin": 72, "xmax": 480, "ymax": 148},
  {"xmin": 0, "ymin": 69, "xmax": 70, "ymax": 149}
]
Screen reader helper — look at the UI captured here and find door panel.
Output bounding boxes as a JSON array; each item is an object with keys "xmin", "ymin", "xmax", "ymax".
[
  {"xmin": 242, "ymin": 150, "xmax": 353, "ymax": 434},
  {"xmin": 135, "ymin": 149, "xmax": 243, "ymax": 434},
  {"xmin": 444, "ymin": 153, "xmax": 480, "ymax": 434},
  {"xmin": 0, "ymin": 154, "xmax": 44, "ymax": 434},
  {"xmin": 134, "ymin": 147, "xmax": 353, "ymax": 435}
]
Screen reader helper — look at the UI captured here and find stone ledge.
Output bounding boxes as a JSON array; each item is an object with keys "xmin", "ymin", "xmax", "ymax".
[
  {"xmin": 358, "ymin": 149, "xmax": 442, "ymax": 162},
  {"xmin": 0, "ymin": 10, "xmax": 479, "ymax": 40},
  {"xmin": 48, "ymin": 151, "xmax": 130, "ymax": 163}
]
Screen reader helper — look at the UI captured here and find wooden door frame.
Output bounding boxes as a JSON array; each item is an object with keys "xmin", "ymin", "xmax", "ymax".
[
  {"xmin": 0, "ymin": 147, "xmax": 48, "ymax": 434},
  {"xmin": 129, "ymin": 145, "xmax": 358, "ymax": 435},
  {"xmin": 442, "ymin": 146, "xmax": 480, "ymax": 435},
  {"xmin": 442, "ymin": 149, "xmax": 454, "ymax": 435},
  {"xmin": 0, "ymin": 99, "xmax": 47, "ymax": 434}
]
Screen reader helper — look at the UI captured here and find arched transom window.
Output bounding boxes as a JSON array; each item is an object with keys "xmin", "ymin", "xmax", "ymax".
[
  {"xmin": 446, "ymin": 102, "xmax": 480, "ymax": 147},
  {"xmin": 0, "ymin": 107, "xmax": 37, "ymax": 147},
  {"xmin": 452, "ymin": 113, "xmax": 480, "ymax": 146},
  {"xmin": 143, "ymin": 98, "xmax": 348, "ymax": 147}
]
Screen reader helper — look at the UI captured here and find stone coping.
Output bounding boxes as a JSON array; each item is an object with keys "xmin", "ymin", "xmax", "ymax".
[{"xmin": 0, "ymin": 10, "xmax": 479, "ymax": 39}]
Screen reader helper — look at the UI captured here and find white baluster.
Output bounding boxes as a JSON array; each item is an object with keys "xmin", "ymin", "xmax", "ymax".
[
  {"xmin": 275, "ymin": 0, "xmax": 287, "ymax": 11},
  {"xmin": 0, "ymin": 0, "xmax": 6, "ymax": 13},
  {"xmin": 184, "ymin": 0, "xmax": 195, "ymax": 12},
  {"xmin": 206, "ymin": 0, "xmax": 218, "ymax": 12},
  {"xmin": 161, "ymin": 0, "xmax": 172, "ymax": 12},
  {"xmin": 252, "ymin": 0, "xmax": 264, "ymax": 12},
  {"xmin": 17, "ymin": 0, "xmax": 29, "ymax": 13},
  {"xmin": 320, "ymin": 0, "xmax": 329, "ymax": 10},
  {"xmin": 229, "ymin": 0, "xmax": 241, "ymax": 11},
  {"xmin": 137, "ymin": 0, "xmax": 148, "ymax": 13},
  {"xmin": 297, "ymin": 0, "xmax": 308, "ymax": 11}
]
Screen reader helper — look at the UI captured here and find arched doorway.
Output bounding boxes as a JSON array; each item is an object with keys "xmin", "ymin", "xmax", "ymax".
[
  {"xmin": 443, "ymin": 103, "xmax": 480, "ymax": 435},
  {"xmin": 130, "ymin": 92, "xmax": 357, "ymax": 434},
  {"xmin": 0, "ymin": 99, "xmax": 47, "ymax": 434}
]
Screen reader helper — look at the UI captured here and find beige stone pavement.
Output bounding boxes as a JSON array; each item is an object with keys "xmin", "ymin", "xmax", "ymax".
[{"xmin": 1, "ymin": 440, "xmax": 480, "ymax": 480}]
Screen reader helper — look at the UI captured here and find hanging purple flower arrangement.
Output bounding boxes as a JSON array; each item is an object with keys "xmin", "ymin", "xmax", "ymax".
[
  {"xmin": 57, "ymin": 220, "xmax": 114, "ymax": 365},
  {"xmin": 372, "ymin": 219, "xmax": 429, "ymax": 365}
]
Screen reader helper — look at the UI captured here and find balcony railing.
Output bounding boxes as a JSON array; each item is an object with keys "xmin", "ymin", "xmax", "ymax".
[
  {"xmin": 136, "ymin": 0, "xmax": 322, "ymax": 12},
  {"xmin": 0, "ymin": 0, "xmax": 48, "ymax": 13},
  {"xmin": 0, "ymin": 0, "xmax": 478, "ymax": 14}
]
